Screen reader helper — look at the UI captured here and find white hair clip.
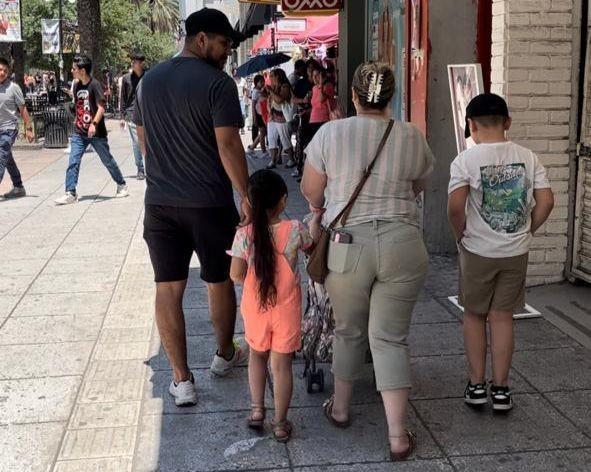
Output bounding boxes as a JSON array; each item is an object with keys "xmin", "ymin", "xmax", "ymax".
[{"xmin": 367, "ymin": 72, "xmax": 384, "ymax": 104}]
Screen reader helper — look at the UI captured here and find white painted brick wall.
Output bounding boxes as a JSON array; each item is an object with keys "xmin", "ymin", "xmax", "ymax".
[{"xmin": 491, "ymin": 0, "xmax": 575, "ymax": 286}]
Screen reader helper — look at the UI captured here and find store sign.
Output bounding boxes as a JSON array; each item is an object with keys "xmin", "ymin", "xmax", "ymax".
[
  {"xmin": 277, "ymin": 39, "xmax": 295, "ymax": 52},
  {"xmin": 277, "ymin": 18, "xmax": 306, "ymax": 32},
  {"xmin": 281, "ymin": 0, "xmax": 342, "ymax": 13},
  {"xmin": 0, "ymin": 0, "xmax": 22, "ymax": 42}
]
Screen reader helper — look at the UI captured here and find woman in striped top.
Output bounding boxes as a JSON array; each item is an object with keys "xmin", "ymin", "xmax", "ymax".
[{"xmin": 301, "ymin": 62, "xmax": 435, "ymax": 462}]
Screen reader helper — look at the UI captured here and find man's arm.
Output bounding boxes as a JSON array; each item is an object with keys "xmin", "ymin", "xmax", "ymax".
[
  {"xmin": 88, "ymin": 101, "xmax": 105, "ymax": 138},
  {"xmin": 531, "ymin": 188, "xmax": 554, "ymax": 234},
  {"xmin": 214, "ymin": 126, "xmax": 250, "ymax": 225},
  {"xmin": 136, "ymin": 124, "xmax": 147, "ymax": 158},
  {"xmin": 447, "ymin": 186, "xmax": 469, "ymax": 242},
  {"xmin": 18, "ymin": 105, "xmax": 34, "ymax": 142}
]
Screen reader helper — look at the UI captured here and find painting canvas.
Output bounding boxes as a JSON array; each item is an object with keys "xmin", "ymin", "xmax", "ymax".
[
  {"xmin": 368, "ymin": 0, "xmax": 407, "ymax": 122},
  {"xmin": 448, "ymin": 64, "xmax": 484, "ymax": 153}
]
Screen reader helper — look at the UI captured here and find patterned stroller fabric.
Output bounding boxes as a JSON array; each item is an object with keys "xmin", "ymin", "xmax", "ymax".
[{"xmin": 301, "ymin": 278, "xmax": 335, "ymax": 363}]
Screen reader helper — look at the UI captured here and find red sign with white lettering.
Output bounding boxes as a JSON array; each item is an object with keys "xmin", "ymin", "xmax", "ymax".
[{"xmin": 281, "ymin": 0, "xmax": 342, "ymax": 13}]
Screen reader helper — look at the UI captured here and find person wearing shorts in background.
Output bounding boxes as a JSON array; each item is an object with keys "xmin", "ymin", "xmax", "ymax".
[
  {"xmin": 135, "ymin": 8, "xmax": 251, "ymax": 406},
  {"xmin": 447, "ymin": 93, "xmax": 555, "ymax": 412}
]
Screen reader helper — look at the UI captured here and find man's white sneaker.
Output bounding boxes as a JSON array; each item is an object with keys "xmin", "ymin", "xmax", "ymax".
[
  {"xmin": 169, "ymin": 372, "xmax": 197, "ymax": 407},
  {"xmin": 54, "ymin": 192, "xmax": 78, "ymax": 205},
  {"xmin": 115, "ymin": 184, "xmax": 129, "ymax": 198},
  {"xmin": 210, "ymin": 340, "xmax": 248, "ymax": 377}
]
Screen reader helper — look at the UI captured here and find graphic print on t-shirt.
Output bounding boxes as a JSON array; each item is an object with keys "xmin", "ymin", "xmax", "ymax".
[
  {"xmin": 75, "ymin": 89, "xmax": 93, "ymax": 133},
  {"xmin": 479, "ymin": 163, "xmax": 528, "ymax": 234}
]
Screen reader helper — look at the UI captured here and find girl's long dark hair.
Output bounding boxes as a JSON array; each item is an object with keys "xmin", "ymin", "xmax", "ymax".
[{"xmin": 248, "ymin": 170, "xmax": 288, "ymax": 310}]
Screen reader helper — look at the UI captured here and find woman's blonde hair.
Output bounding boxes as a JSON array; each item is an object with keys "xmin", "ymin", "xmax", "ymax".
[{"xmin": 352, "ymin": 62, "xmax": 395, "ymax": 110}]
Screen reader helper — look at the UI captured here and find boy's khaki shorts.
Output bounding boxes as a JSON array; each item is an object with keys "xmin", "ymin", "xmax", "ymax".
[{"xmin": 458, "ymin": 244, "xmax": 529, "ymax": 315}]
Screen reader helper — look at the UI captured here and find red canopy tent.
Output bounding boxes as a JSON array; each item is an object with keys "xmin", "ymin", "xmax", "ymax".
[
  {"xmin": 250, "ymin": 17, "xmax": 327, "ymax": 54},
  {"xmin": 292, "ymin": 14, "xmax": 339, "ymax": 48}
]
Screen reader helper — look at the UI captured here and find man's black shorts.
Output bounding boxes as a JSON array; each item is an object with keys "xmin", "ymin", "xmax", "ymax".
[{"xmin": 143, "ymin": 204, "xmax": 239, "ymax": 283}]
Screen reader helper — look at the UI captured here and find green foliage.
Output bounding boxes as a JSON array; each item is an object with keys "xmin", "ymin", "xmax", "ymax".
[{"xmin": 22, "ymin": 0, "xmax": 177, "ymax": 74}]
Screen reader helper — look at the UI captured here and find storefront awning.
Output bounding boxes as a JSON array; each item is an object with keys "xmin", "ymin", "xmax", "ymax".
[
  {"xmin": 292, "ymin": 14, "xmax": 338, "ymax": 47},
  {"xmin": 250, "ymin": 16, "xmax": 327, "ymax": 54},
  {"xmin": 239, "ymin": 2, "xmax": 277, "ymax": 41}
]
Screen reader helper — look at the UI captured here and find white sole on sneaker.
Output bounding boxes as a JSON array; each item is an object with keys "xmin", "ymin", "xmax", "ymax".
[
  {"xmin": 464, "ymin": 398, "xmax": 488, "ymax": 406},
  {"xmin": 492, "ymin": 403, "xmax": 513, "ymax": 411}
]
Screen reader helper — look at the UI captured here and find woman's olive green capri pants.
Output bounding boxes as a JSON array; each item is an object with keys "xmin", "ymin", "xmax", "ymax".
[{"xmin": 325, "ymin": 220, "xmax": 428, "ymax": 391}]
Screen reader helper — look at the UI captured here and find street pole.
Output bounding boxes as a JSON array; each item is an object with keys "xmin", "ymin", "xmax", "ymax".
[{"xmin": 58, "ymin": 0, "xmax": 63, "ymax": 84}]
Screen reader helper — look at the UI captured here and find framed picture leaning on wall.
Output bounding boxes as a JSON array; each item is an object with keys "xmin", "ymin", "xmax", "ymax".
[{"xmin": 448, "ymin": 64, "xmax": 484, "ymax": 154}]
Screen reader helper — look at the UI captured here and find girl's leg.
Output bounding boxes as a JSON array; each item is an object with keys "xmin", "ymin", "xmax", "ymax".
[
  {"xmin": 488, "ymin": 310, "xmax": 514, "ymax": 386},
  {"xmin": 260, "ymin": 127, "xmax": 267, "ymax": 153},
  {"xmin": 249, "ymin": 348, "xmax": 269, "ymax": 420},
  {"xmin": 270, "ymin": 351, "xmax": 294, "ymax": 423},
  {"xmin": 463, "ymin": 311, "xmax": 488, "ymax": 384}
]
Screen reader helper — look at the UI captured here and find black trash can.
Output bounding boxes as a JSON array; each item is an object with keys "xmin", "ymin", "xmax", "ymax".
[{"xmin": 43, "ymin": 108, "xmax": 71, "ymax": 148}]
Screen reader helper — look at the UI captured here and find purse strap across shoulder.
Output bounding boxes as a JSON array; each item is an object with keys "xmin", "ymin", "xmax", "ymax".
[{"xmin": 327, "ymin": 119, "xmax": 395, "ymax": 230}]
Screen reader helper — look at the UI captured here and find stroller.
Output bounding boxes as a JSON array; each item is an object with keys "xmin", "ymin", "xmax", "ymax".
[{"xmin": 301, "ymin": 278, "xmax": 335, "ymax": 393}]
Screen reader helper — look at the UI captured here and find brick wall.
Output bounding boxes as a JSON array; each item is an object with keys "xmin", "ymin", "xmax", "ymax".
[{"xmin": 491, "ymin": 0, "xmax": 575, "ymax": 286}]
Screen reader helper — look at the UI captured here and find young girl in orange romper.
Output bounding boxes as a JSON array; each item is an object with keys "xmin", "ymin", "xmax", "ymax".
[{"xmin": 229, "ymin": 170, "xmax": 315, "ymax": 443}]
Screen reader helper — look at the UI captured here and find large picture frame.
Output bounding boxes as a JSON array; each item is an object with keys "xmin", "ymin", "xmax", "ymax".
[{"xmin": 448, "ymin": 63, "xmax": 484, "ymax": 154}]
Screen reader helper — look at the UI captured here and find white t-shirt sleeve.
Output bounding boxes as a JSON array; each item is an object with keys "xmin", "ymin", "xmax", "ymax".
[
  {"xmin": 448, "ymin": 155, "xmax": 471, "ymax": 194},
  {"xmin": 532, "ymin": 153, "xmax": 551, "ymax": 189},
  {"xmin": 304, "ymin": 125, "xmax": 326, "ymax": 174}
]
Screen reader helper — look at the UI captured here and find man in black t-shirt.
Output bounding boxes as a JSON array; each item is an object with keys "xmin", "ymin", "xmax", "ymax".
[
  {"xmin": 135, "ymin": 8, "xmax": 250, "ymax": 406},
  {"xmin": 55, "ymin": 55, "xmax": 128, "ymax": 205},
  {"xmin": 120, "ymin": 52, "xmax": 146, "ymax": 180}
]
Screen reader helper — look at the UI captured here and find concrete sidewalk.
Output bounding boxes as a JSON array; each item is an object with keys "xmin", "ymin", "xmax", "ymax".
[{"xmin": 1, "ymin": 129, "xmax": 590, "ymax": 471}]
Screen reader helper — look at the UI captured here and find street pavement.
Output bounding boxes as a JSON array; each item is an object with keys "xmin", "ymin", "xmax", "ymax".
[{"xmin": 1, "ymin": 123, "xmax": 590, "ymax": 472}]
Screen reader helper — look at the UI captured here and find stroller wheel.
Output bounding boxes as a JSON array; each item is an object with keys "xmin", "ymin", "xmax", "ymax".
[
  {"xmin": 317, "ymin": 368, "xmax": 325, "ymax": 393},
  {"xmin": 305, "ymin": 369, "xmax": 315, "ymax": 393}
]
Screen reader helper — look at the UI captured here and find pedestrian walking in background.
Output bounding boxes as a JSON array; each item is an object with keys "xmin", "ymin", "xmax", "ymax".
[
  {"xmin": 309, "ymin": 67, "xmax": 334, "ymax": 138},
  {"xmin": 135, "ymin": 8, "xmax": 250, "ymax": 407},
  {"xmin": 120, "ymin": 52, "xmax": 146, "ymax": 180},
  {"xmin": 247, "ymin": 74, "xmax": 268, "ymax": 157},
  {"xmin": 447, "ymin": 93, "xmax": 555, "ymax": 412},
  {"xmin": 229, "ymin": 170, "xmax": 315, "ymax": 443},
  {"xmin": 0, "ymin": 57, "xmax": 35, "ymax": 200},
  {"xmin": 301, "ymin": 62, "xmax": 435, "ymax": 461},
  {"xmin": 55, "ymin": 55, "xmax": 129, "ymax": 205},
  {"xmin": 291, "ymin": 59, "xmax": 313, "ymax": 179},
  {"xmin": 266, "ymin": 69, "xmax": 295, "ymax": 169}
]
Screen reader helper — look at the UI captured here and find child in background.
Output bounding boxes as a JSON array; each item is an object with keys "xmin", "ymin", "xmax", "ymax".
[
  {"xmin": 447, "ymin": 93, "xmax": 554, "ymax": 412},
  {"xmin": 229, "ymin": 170, "xmax": 315, "ymax": 442}
]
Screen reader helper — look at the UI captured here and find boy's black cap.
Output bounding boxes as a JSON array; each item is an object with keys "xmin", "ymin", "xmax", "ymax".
[
  {"xmin": 465, "ymin": 93, "xmax": 510, "ymax": 139},
  {"xmin": 185, "ymin": 8, "xmax": 244, "ymax": 47}
]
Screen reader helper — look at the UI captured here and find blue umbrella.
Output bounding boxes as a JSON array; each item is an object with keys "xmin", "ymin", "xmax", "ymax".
[{"xmin": 235, "ymin": 53, "xmax": 291, "ymax": 78}]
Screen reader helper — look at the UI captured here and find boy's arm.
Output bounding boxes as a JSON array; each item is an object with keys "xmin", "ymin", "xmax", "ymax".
[
  {"xmin": 531, "ymin": 188, "xmax": 554, "ymax": 234},
  {"xmin": 230, "ymin": 257, "xmax": 247, "ymax": 284},
  {"xmin": 447, "ymin": 186, "xmax": 469, "ymax": 242}
]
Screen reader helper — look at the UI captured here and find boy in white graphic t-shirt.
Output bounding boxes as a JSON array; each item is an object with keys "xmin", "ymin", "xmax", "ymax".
[{"xmin": 447, "ymin": 93, "xmax": 555, "ymax": 412}]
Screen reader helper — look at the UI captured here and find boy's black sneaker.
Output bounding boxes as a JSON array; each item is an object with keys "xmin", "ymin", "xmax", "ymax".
[
  {"xmin": 464, "ymin": 382, "xmax": 488, "ymax": 406},
  {"xmin": 491, "ymin": 385, "xmax": 513, "ymax": 412}
]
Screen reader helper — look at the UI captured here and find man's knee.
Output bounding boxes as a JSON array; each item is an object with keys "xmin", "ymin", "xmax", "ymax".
[{"xmin": 156, "ymin": 281, "xmax": 186, "ymax": 307}]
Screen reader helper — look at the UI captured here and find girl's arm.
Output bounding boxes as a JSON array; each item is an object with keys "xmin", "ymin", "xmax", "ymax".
[{"xmin": 230, "ymin": 257, "xmax": 247, "ymax": 284}]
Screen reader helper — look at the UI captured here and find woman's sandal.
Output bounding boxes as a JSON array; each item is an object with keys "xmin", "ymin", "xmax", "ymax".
[
  {"xmin": 389, "ymin": 430, "xmax": 417, "ymax": 462},
  {"xmin": 272, "ymin": 420, "xmax": 293, "ymax": 443},
  {"xmin": 247, "ymin": 404, "xmax": 266, "ymax": 431},
  {"xmin": 322, "ymin": 395, "xmax": 351, "ymax": 429}
]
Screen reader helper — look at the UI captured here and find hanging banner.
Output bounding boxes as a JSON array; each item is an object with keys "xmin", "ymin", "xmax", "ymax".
[
  {"xmin": 42, "ymin": 19, "xmax": 60, "ymax": 54},
  {"xmin": 282, "ymin": 0, "xmax": 342, "ymax": 15},
  {"xmin": 0, "ymin": 0, "xmax": 22, "ymax": 42}
]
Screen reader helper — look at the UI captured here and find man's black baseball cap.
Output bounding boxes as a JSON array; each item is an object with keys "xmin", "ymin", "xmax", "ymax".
[
  {"xmin": 185, "ymin": 8, "xmax": 244, "ymax": 47},
  {"xmin": 131, "ymin": 52, "xmax": 145, "ymax": 61},
  {"xmin": 465, "ymin": 93, "xmax": 510, "ymax": 139}
]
